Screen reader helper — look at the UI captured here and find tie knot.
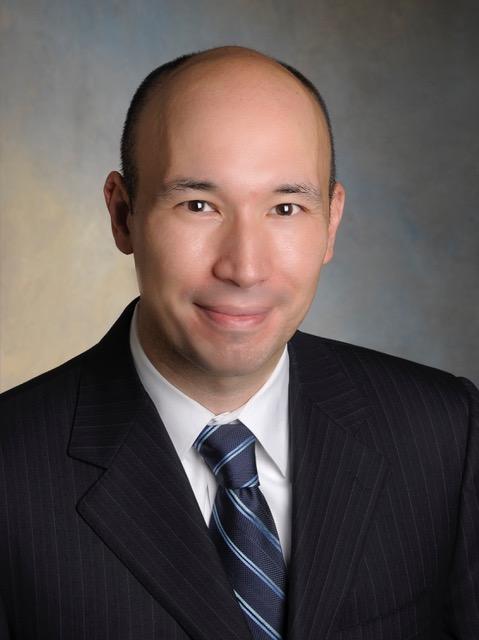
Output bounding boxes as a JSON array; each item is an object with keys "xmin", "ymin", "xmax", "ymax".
[{"xmin": 194, "ymin": 419, "xmax": 259, "ymax": 489}]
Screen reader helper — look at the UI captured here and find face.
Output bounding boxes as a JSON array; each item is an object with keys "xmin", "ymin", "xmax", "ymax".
[{"xmin": 105, "ymin": 55, "xmax": 344, "ymax": 386}]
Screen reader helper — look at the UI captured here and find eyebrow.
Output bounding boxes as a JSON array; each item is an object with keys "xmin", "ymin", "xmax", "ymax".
[
  {"xmin": 273, "ymin": 183, "xmax": 323, "ymax": 204},
  {"xmin": 157, "ymin": 178, "xmax": 323, "ymax": 204},
  {"xmin": 158, "ymin": 178, "xmax": 218, "ymax": 197}
]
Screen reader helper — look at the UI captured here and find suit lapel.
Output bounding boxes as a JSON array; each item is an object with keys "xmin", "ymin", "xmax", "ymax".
[
  {"xmin": 68, "ymin": 300, "xmax": 252, "ymax": 640},
  {"xmin": 286, "ymin": 333, "xmax": 389, "ymax": 640},
  {"xmin": 67, "ymin": 300, "xmax": 388, "ymax": 640}
]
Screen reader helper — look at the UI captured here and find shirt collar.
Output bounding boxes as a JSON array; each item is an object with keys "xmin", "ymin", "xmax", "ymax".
[{"xmin": 129, "ymin": 302, "xmax": 289, "ymax": 477}]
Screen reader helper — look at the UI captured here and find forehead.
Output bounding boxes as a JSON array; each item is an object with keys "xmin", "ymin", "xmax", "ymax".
[{"xmin": 135, "ymin": 54, "xmax": 331, "ymax": 190}]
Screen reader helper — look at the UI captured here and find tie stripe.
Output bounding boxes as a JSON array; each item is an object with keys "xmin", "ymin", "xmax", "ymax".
[
  {"xmin": 194, "ymin": 420, "xmax": 286, "ymax": 640},
  {"xmin": 194, "ymin": 423, "xmax": 220, "ymax": 451},
  {"xmin": 211, "ymin": 505, "xmax": 285, "ymax": 598},
  {"xmin": 225, "ymin": 489, "xmax": 283, "ymax": 552},
  {"xmin": 240, "ymin": 473, "xmax": 259, "ymax": 488},
  {"xmin": 234, "ymin": 591, "xmax": 283, "ymax": 640},
  {"xmin": 212, "ymin": 435, "xmax": 256, "ymax": 475}
]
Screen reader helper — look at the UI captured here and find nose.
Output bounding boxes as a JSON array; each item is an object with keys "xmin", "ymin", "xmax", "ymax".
[{"xmin": 212, "ymin": 215, "xmax": 270, "ymax": 288}]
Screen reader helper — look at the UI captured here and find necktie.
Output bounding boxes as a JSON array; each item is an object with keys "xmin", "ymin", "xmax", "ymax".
[{"xmin": 194, "ymin": 419, "xmax": 287, "ymax": 640}]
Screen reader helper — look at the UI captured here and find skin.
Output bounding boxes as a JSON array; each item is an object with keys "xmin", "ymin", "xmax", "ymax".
[{"xmin": 104, "ymin": 47, "xmax": 345, "ymax": 413}]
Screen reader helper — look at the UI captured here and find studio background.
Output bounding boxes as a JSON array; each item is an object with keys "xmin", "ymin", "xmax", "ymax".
[{"xmin": 1, "ymin": 0, "xmax": 478, "ymax": 391}]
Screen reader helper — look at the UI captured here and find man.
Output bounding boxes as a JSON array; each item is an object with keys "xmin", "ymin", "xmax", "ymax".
[{"xmin": 0, "ymin": 46, "xmax": 478, "ymax": 640}]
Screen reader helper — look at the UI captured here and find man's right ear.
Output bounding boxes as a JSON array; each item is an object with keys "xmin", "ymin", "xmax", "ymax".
[{"xmin": 103, "ymin": 171, "xmax": 134, "ymax": 255}]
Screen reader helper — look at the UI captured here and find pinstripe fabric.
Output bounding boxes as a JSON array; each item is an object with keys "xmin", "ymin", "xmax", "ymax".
[
  {"xmin": 1, "ymin": 298, "xmax": 479, "ymax": 639},
  {"xmin": 194, "ymin": 420, "xmax": 287, "ymax": 640}
]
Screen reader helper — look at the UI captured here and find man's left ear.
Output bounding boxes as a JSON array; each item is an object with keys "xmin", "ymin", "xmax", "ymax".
[
  {"xmin": 103, "ymin": 171, "xmax": 134, "ymax": 255},
  {"xmin": 323, "ymin": 181, "xmax": 345, "ymax": 264}
]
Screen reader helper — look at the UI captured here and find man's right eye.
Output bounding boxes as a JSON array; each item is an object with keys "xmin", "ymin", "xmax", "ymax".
[{"xmin": 183, "ymin": 200, "xmax": 215, "ymax": 213}]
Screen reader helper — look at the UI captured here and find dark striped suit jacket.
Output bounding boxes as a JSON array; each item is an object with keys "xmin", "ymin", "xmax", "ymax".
[{"xmin": 1, "ymin": 299, "xmax": 478, "ymax": 639}]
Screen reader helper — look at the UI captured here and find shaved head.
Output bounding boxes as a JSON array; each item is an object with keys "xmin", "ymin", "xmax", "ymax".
[{"xmin": 120, "ymin": 46, "xmax": 336, "ymax": 204}]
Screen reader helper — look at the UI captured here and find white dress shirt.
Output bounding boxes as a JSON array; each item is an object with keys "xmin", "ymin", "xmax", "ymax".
[{"xmin": 129, "ymin": 303, "xmax": 291, "ymax": 562}]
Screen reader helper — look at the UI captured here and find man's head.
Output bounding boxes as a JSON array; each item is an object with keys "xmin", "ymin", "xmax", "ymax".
[{"xmin": 104, "ymin": 46, "xmax": 345, "ymax": 395}]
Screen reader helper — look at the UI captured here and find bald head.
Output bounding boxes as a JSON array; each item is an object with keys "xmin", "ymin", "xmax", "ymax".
[
  {"xmin": 120, "ymin": 46, "xmax": 336, "ymax": 204},
  {"xmin": 104, "ymin": 46, "xmax": 345, "ymax": 391}
]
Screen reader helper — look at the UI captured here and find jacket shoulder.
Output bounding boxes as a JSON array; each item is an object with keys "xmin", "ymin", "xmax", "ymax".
[
  {"xmin": 290, "ymin": 331, "xmax": 477, "ymax": 477},
  {"xmin": 1, "ymin": 298, "xmax": 138, "ymax": 434},
  {"xmin": 290, "ymin": 330, "xmax": 474, "ymax": 409},
  {"xmin": 0, "ymin": 348, "xmax": 90, "ymax": 426}
]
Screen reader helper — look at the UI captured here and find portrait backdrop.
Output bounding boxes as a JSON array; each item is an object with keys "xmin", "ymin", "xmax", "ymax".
[{"xmin": 1, "ymin": 0, "xmax": 478, "ymax": 390}]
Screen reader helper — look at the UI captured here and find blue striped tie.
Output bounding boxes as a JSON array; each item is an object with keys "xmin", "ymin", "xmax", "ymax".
[{"xmin": 194, "ymin": 419, "xmax": 287, "ymax": 640}]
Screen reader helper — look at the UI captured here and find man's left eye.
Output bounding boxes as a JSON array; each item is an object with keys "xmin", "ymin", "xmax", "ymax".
[{"xmin": 272, "ymin": 203, "xmax": 302, "ymax": 216}]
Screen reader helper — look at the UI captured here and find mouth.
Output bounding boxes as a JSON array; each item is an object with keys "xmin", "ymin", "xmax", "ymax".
[{"xmin": 195, "ymin": 303, "xmax": 270, "ymax": 329}]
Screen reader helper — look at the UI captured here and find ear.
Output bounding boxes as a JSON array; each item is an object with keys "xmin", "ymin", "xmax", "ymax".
[
  {"xmin": 323, "ymin": 181, "xmax": 345, "ymax": 265},
  {"xmin": 103, "ymin": 171, "xmax": 134, "ymax": 254}
]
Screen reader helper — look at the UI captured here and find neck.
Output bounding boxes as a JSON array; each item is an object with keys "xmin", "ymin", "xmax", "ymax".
[
  {"xmin": 147, "ymin": 358, "xmax": 277, "ymax": 414},
  {"xmin": 135, "ymin": 310, "xmax": 283, "ymax": 414}
]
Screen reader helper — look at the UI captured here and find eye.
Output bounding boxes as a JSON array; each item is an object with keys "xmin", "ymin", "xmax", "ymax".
[
  {"xmin": 182, "ymin": 200, "xmax": 216, "ymax": 213},
  {"xmin": 271, "ymin": 203, "xmax": 302, "ymax": 216}
]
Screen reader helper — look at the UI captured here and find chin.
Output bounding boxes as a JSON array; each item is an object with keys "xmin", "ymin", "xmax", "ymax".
[{"xmin": 192, "ymin": 340, "xmax": 284, "ymax": 379}]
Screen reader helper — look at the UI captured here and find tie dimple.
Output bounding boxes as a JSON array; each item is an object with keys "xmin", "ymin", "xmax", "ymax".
[
  {"xmin": 195, "ymin": 419, "xmax": 259, "ymax": 489},
  {"xmin": 194, "ymin": 419, "xmax": 287, "ymax": 640}
]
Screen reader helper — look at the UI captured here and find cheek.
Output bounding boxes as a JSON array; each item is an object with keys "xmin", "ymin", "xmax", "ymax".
[
  {"xmin": 133, "ymin": 216, "xmax": 211, "ymax": 292},
  {"xmin": 273, "ymin": 221, "xmax": 328, "ymax": 288}
]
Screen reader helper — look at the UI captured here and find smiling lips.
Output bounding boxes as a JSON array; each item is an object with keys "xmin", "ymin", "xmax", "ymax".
[{"xmin": 196, "ymin": 303, "xmax": 270, "ymax": 328}]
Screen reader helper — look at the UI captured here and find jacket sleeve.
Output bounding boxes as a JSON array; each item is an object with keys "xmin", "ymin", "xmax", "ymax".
[
  {"xmin": 442, "ymin": 377, "xmax": 479, "ymax": 638},
  {"xmin": 0, "ymin": 592, "xmax": 11, "ymax": 640}
]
